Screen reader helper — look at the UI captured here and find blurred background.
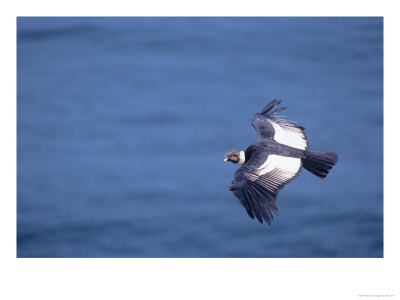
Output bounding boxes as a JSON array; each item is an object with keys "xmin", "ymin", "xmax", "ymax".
[{"xmin": 17, "ymin": 17, "xmax": 383, "ymax": 257}]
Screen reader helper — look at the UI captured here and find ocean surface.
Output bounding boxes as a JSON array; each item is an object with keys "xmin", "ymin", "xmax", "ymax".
[{"xmin": 17, "ymin": 17, "xmax": 383, "ymax": 257}]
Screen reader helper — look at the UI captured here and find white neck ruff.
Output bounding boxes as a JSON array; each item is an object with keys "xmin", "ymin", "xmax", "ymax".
[{"xmin": 239, "ymin": 151, "xmax": 245, "ymax": 165}]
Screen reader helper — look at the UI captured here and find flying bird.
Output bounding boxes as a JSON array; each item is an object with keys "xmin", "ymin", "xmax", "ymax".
[{"xmin": 224, "ymin": 99, "xmax": 338, "ymax": 225}]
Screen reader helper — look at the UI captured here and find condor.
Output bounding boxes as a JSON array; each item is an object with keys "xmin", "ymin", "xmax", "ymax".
[{"xmin": 224, "ymin": 99, "xmax": 338, "ymax": 225}]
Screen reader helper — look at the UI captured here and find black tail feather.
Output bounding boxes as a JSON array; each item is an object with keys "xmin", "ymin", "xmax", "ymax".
[{"xmin": 302, "ymin": 151, "xmax": 338, "ymax": 178}]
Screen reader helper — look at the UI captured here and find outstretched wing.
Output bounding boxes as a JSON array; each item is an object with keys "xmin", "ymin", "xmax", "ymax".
[
  {"xmin": 252, "ymin": 99, "xmax": 308, "ymax": 150},
  {"xmin": 229, "ymin": 152, "xmax": 302, "ymax": 225}
]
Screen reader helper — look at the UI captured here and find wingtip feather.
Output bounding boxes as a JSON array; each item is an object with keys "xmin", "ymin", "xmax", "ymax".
[{"xmin": 260, "ymin": 99, "xmax": 282, "ymax": 115}]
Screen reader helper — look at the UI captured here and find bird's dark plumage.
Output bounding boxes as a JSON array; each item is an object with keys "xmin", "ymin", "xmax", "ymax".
[{"xmin": 225, "ymin": 99, "xmax": 338, "ymax": 225}]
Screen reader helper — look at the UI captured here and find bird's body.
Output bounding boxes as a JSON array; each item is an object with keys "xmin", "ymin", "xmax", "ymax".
[{"xmin": 224, "ymin": 99, "xmax": 338, "ymax": 225}]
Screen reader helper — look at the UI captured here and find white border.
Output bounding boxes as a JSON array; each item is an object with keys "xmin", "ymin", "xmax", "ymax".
[{"xmin": 2, "ymin": 1, "xmax": 399, "ymax": 299}]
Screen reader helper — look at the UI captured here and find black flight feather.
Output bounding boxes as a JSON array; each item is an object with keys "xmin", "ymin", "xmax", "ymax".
[{"xmin": 260, "ymin": 99, "xmax": 281, "ymax": 115}]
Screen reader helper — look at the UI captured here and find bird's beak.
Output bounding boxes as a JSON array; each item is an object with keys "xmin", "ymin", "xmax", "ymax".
[{"xmin": 224, "ymin": 158, "xmax": 228, "ymax": 162}]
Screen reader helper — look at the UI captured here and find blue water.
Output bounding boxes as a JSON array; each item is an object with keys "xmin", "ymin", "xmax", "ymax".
[{"xmin": 17, "ymin": 17, "xmax": 383, "ymax": 257}]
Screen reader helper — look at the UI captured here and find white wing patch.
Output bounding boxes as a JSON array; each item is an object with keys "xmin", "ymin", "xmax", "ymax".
[
  {"xmin": 269, "ymin": 120, "xmax": 307, "ymax": 150},
  {"xmin": 257, "ymin": 155, "xmax": 301, "ymax": 176},
  {"xmin": 246, "ymin": 155, "xmax": 302, "ymax": 190}
]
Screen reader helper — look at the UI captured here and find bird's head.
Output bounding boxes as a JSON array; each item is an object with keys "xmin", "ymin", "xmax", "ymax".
[{"xmin": 224, "ymin": 149, "xmax": 240, "ymax": 164}]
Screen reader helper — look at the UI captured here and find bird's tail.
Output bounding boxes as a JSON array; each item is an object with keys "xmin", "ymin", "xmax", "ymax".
[{"xmin": 301, "ymin": 151, "xmax": 338, "ymax": 178}]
